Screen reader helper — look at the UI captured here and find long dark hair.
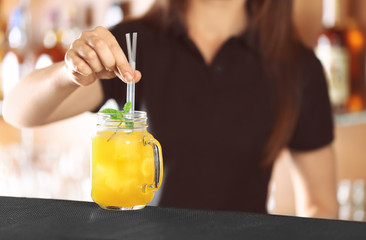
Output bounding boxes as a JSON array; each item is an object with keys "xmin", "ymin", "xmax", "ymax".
[{"xmin": 139, "ymin": 0, "xmax": 302, "ymax": 166}]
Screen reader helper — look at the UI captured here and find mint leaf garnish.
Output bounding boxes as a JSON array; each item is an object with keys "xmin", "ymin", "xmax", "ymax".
[
  {"xmin": 125, "ymin": 121, "xmax": 134, "ymax": 128},
  {"xmin": 123, "ymin": 102, "xmax": 132, "ymax": 114},
  {"xmin": 99, "ymin": 103, "xmax": 134, "ymax": 142},
  {"xmin": 100, "ymin": 108, "xmax": 119, "ymax": 114},
  {"xmin": 100, "ymin": 108, "xmax": 123, "ymax": 119}
]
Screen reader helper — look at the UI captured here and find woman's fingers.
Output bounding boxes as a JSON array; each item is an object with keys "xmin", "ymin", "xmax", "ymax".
[
  {"xmin": 65, "ymin": 26, "xmax": 140, "ymax": 85},
  {"xmin": 94, "ymin": 27, "xmax": 134, "ymax": 82},
  {"xmin": 86, "ymin": 35, "xmax": 116, "ymax": 72},
  {"xmin": 134, "ymin": 70, "xmax": 142, "ymax": 83},
  {"xmin": 65, "ymin": 50, "xmax": 93, "ymax": 77},
  {"xmin": 74, "ymin": 43, "xmax": 105, "ymax": 73}
]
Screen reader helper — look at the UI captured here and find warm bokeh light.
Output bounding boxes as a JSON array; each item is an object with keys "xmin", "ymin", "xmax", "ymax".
[{"xmin": 347, "ymin": 29, "xmax": 364, "ymax": 53}]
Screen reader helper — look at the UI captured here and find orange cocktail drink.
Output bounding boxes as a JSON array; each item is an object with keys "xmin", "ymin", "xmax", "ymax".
[{"xmin": 91, "ymin": 111, "xmax": 163, "ymax": 210}]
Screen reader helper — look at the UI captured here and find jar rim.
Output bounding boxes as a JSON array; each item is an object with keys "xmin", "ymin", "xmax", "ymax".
[{"xmin": 97, "ymin": 110, "xmax": 147, "ymax": 120}]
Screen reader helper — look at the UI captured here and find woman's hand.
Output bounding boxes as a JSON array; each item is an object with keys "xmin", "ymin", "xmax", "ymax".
[{"xmin": 65, "ymin": 26, "xmax": 142, "ymax": 86}]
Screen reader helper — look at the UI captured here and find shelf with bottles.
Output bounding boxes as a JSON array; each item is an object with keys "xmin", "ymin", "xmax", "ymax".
[{"xmin": 316, "ymin": 0, "xmax": 366, "ymax": 116}]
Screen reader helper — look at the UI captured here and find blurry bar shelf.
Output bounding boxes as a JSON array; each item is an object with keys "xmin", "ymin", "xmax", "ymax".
[{"xmin": 335, "ymin": 110, "xmax": 366, "ymax": 127}]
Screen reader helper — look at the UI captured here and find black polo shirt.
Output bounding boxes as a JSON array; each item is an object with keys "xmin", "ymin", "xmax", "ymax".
[{"xmin": 96, "ymin": 20, "xmax": 334, "ymax": 213}]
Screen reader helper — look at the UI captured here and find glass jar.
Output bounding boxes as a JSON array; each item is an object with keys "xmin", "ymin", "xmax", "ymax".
[{"xmin": 91, "ymin": 111, "xmax": 163, "ymax": 210}]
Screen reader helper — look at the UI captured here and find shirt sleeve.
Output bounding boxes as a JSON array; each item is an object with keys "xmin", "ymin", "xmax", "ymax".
[{"xmin": 288, "ymin": 47, "xmax": 334, "ymax": 151}]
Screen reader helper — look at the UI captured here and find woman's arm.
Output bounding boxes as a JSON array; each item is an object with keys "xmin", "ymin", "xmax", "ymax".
[
  {"xmin": 3, "ymin": 62, "xmax": 102, "ymax": 127},
  {"xmin": 3, "ymin": 26, "xmax": 141, "ymax": 128},
  {"xmin": 289, "ymin": 144, "xmax": 338, "ymax": 219}
]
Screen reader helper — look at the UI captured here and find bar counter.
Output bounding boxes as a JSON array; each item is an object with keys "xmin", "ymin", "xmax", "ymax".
[{"xmin": 0, "ymin": 196, "xmax": 365, "ymax": 239}]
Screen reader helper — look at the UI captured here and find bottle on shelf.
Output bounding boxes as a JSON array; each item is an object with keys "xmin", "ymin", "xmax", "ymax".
[
  {"xmin": 34, "ymin": 9, "xmax": 65, "ymax": 69},
  {"xmin": 315, "ymin": 0, "xmax": 351, "ymax": 113},
  {"xmin": 346, "ymin": 19, "xmax": 365, "ymax": 112},
  {"xmin": 85, "ymin": 4, "xmax": 94, "ymax": 29},
  {"xmin": 1, "ymin": 0, "xmax": 32, "ymax": 98}
]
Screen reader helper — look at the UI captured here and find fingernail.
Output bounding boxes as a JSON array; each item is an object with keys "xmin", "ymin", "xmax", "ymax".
[
  {"xmin": 124, "ymin": 72, "xmax": 134, "ymax": 82},
  {"xmin": 115, "ymin": 67, "xmax": 124, "ymax": 81}
]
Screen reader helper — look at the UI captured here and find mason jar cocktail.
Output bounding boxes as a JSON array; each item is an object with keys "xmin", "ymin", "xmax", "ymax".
[{"xmin": 91, "ymin": 111, "xmax": 163, "ymax": 210}]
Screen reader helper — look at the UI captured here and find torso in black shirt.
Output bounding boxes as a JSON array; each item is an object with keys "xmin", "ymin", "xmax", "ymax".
[{"xmin": 96, "ymin": 20, "xmax": 334, "ymax": 213}]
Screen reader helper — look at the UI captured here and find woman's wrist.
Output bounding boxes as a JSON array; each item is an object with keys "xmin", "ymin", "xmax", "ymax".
[{"xmin": 57, "ymin": 61, "xmax": 83, "ymax": 89}]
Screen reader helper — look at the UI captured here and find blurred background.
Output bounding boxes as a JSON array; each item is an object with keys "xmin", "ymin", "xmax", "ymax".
[{"xmin": 0, "ymin": 0, "xmax": 365, "ymax": 221}]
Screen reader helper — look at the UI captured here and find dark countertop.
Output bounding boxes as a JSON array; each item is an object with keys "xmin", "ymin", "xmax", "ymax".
[{"xmin": 0, "ymin": 196, "xmax": 365, "ymax": 240}]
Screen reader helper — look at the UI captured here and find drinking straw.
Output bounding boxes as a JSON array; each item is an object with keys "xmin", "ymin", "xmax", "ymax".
[{"xmin": 125, "ymin": 32, "xmax": 137, "ymax": 113}]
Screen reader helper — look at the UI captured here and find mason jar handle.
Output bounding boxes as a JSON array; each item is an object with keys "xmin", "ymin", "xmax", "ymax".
[{"xmin": 143, "ymin": 136, "xmax": 163, "ymax": 190}]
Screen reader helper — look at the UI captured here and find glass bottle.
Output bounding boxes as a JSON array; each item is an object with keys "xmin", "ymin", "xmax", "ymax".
[
  {"xmin": 34, "ymin": 9, "xmax": 65, "ymax": 69},
  {"xmin": 91, "ymin": 111, "xmax": 163, "ymax": 210},
  {"xmin": 316, "ymin": 0, "xmax": 350, "ymax": 113},
  {"xmin": 346, "ymin": 19, "xmax": 365, "ymax": 112},
  {"xmin": 1, "ymin": 0, "xmax": 32, "ymax": 98}
]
